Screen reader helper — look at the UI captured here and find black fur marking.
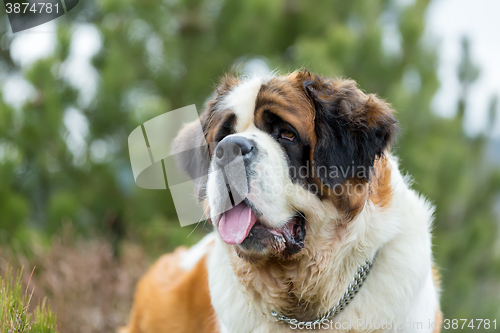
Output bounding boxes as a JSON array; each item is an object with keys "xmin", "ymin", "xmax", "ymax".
[{"xmin": 303, "ymin": 76, "xmax": 398, "ymax": 188}]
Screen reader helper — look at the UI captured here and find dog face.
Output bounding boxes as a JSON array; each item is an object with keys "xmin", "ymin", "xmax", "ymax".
[{"xmin": 174, "ymin": 71, "xmax": 397, "ymax": 263}]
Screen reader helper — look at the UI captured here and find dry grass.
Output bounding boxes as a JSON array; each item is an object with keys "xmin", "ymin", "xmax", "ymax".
[{"xmin": 0, "ymin": 227, "xmax": 149, "ymax": 333}]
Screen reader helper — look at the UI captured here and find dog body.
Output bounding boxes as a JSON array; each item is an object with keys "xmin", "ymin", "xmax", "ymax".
[{"xmin": 123, "ymin": 71, "xmax": 441, "ymax": 333}]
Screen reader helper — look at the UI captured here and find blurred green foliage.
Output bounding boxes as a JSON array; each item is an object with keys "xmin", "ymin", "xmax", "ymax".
[
  {"xmin": 0, "ymin": 265, "xmax": 58, "ymax": 332},
  {"xmin": 0, "ymin": 0, "xmax": 499, "ymax": 329}
]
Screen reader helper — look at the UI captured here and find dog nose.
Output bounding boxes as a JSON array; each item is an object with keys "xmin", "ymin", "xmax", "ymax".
[{"xmin": 215, "ymin": 136, "xmax": 255, "ymax": 166}]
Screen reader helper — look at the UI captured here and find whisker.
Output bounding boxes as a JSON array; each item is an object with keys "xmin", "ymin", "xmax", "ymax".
[
  {"xmin": 285, "ymin": 201, "xmax": 308, "ymax": 223},
  {"xmin": 187, "ymin": 203, "xmax": 211, "ymax": 238},
  {"xmin": 187, "ymin": 221, "xmax": 201, "ymax": 238}
]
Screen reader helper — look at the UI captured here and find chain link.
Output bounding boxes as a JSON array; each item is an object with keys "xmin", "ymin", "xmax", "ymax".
[{"xmin": 271, "ymin": 253, "xmax": 377, "ymax": 326}]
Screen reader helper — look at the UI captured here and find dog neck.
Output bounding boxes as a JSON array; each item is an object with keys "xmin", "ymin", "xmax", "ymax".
[
  {"xmin": 270, "ymin": 252, "xmax": 378, "ymax": 325},
  {"xmin": 208, "ymin": 232, "xmax": 381, "ymax": 333},
  {"xmin": 223, "ymin": 230, "xmax": 376, "ymax": 321}
]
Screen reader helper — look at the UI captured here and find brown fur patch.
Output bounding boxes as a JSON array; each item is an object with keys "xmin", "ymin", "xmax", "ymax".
[
  {"xmin": 432, "ymin": 263, "xmax": 441, "ymax": 290},
  {"xmin": 434, "ymin": 308, "xmax": 443, "ymax": 333},
  {"xmin": 254, "ymin": 77, "xmax": 317, "ymax": 147},
  {"xmin": 324, "ymin": 179, "xmax": 370, "ymax": 219},
  {"xmin": 370, "ymin": 157, "xmax": 393, "ymax": 209},
  {"xmin": 432, "ymin": 264, "xmax": 442, "ymax": 333},
  {"xmin": 122, "ymin": 248, "xmax": 219, "ymax": 333}
]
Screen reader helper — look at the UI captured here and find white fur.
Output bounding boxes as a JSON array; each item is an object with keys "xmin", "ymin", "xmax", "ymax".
[
  {"xmin": 179, "ymin": 233, "xmax": 215, "ymax": 271},
  {"xmin": 221, "ymin": 76, "xmax": 265, "ymax": 133}
]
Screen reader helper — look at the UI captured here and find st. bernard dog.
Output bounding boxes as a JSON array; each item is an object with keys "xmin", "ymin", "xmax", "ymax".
[{"xmin": 121, "ymin": 70, "xmax": 441, "ymax": 333}]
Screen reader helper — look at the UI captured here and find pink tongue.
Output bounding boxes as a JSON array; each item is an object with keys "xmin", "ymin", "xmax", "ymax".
[{"xmin": 219, "ymin": 202, "xmax": 257, "ymax": 245}]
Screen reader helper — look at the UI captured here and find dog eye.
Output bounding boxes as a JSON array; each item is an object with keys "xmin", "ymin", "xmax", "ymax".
[{"xmin": 280, "ymin": 130, "xmax": 295, "ymax": 141}]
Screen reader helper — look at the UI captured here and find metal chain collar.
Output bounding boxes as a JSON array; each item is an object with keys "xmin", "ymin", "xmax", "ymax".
[{"xmin": 270, "ymin": 253, "xmax": 377, "ymax": 326}]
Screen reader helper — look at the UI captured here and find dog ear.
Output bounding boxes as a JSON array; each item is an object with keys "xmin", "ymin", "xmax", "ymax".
[
  {"xmin": 171, "ymin": 74, "xmax": 240, "ymax": 200},
  {"xmin": 171, "ymin": 113, "xmax": 210, "ymax": 200},
  {"xmin": 302, "ymin": 72, "xmax": 398, "ymax": 188}
]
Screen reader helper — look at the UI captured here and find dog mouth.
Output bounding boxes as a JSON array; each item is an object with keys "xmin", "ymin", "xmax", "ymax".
[{"xmin": 217, "ymin": 201, "xmax": 306, "ymax": 255}]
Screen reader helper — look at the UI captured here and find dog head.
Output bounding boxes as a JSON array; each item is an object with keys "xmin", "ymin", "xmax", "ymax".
[{"xmin": 174, "ymin": 70, "xmax": 398, "ymax": 263}]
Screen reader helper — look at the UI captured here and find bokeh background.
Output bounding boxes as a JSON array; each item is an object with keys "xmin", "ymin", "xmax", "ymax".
[{"xmin": 1, "ymin": 0, "xmax": 500, "ymax": 332}]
